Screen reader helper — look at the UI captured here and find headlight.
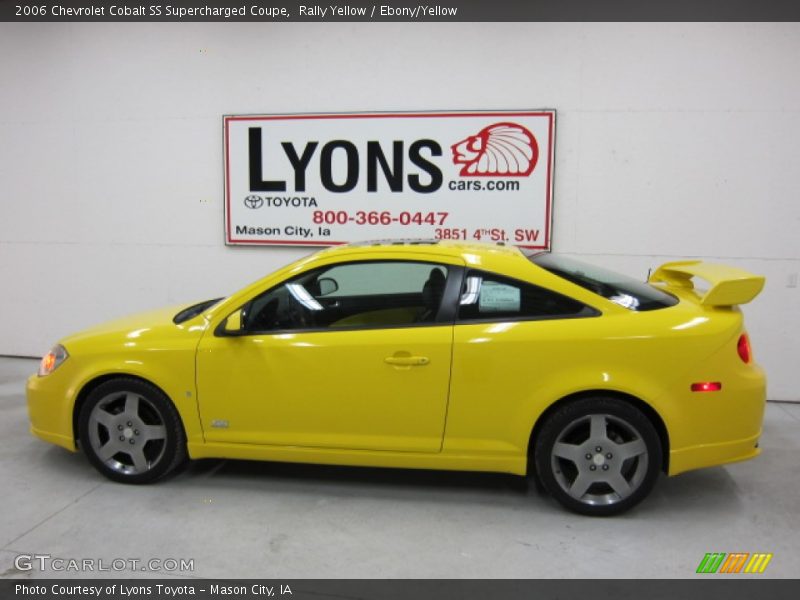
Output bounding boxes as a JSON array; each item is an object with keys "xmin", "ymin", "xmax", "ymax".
[{"xmin": 38, "ymin": 344, "xmax": 69, "ymax": 377}]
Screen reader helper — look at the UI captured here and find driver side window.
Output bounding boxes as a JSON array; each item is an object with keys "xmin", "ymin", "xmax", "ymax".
[{"xmin": 242, "ymin": 261, "xmax": 450, "ymax": 333}]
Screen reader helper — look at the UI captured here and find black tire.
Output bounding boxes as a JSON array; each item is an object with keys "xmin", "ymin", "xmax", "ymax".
[
  {"xmin": 534, "ymin": 396, "xmax": 662, "ymax": 516},
  {"xmin": 78, "ymin": 378, "xmax": 187, "ymax": 484}
]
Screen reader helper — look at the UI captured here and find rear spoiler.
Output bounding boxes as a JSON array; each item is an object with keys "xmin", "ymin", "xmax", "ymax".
[{"xmin": 649, "ymin": 260, "xmax": 765, "ymax": 306}]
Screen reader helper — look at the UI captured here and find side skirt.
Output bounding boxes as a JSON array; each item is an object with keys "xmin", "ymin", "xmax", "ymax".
[{"xmin": 187, "ymin": 441, "xmax": 527, "ymax": 476}]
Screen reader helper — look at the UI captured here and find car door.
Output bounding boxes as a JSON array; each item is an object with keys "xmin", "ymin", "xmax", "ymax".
[{"xmin": 195, "ymin": 259, "xmax": 461, "ymax": 453}]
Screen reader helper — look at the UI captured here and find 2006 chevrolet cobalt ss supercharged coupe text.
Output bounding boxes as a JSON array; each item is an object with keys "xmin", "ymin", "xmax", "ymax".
[{"xmin": 27, "ymin": 240, "xmax": 766, "ymax": 515}]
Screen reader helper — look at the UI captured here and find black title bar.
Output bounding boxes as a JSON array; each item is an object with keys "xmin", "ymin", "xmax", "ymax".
[
  {"xmin": 3, "ymin": 0, "xmax": 800, "ymax": 22},
  {"xmin": 4, "ymin": 579, "xmax": 800, "ymax": 600}
]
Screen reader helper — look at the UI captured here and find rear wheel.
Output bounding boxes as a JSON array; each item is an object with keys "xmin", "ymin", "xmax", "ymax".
[
  {"xmin": 534, "ymin": 397, "xmax": 661, "ymax": 516},
  {"xmin": 78, "ymin": 378, "xmax": 186, "ymax": 483}
]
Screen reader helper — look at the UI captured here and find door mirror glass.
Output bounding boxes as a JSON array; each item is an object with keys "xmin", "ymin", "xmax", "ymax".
[{"xmin": 317, "ymin": 277, "xmax": 339, "ymax": 297}]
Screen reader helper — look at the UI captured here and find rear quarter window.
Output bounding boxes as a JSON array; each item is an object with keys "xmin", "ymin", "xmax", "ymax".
[
  {"xmin": 458, "ymin": 270, "xmax": 597, "ymax": 322},
  {"xmin": 527, "ymin": 253, "xmax": 678, "ymax": 312}
]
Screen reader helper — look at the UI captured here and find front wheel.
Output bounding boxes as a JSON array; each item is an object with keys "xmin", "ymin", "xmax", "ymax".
[
  {"xmin": 534, "ymin": 397, "xmax": 662, "ymax": 516},
  {"xmin": 78, "ymin": 378, "xmax": 186, "ymax": 484}
]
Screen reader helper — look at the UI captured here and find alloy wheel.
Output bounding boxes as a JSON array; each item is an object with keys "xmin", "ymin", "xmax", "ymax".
[
  {"xmin": 550, "ymin": 413, "xmax": 649, "ymax": 506},
  {"xmin": 87, "ymin": 391, "xmax": 168, "ymax": 475}
]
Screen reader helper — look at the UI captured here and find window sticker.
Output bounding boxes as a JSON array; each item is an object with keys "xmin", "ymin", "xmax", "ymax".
[{"xmin": 479, "ymin": 281, "xmax": 521, "ymax": 312}]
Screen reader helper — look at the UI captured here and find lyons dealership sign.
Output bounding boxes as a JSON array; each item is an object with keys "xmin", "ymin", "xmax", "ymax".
[{"xmin": 223, "ymin": 110, "xmax": 555, "ymax": 248}]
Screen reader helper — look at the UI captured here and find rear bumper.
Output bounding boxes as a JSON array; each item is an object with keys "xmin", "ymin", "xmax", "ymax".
[
  {"xmin": 669, "ymin": 431, "xmax": 761, "ymax": 475},
  {"xmin": 666, "ymin": 362, "xmax": 765, "ymax": 476}
]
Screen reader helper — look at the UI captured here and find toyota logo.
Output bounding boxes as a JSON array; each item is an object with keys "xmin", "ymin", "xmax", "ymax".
[{"xmin": 244, "ymin": 195, "xmax": 264, "ymax": 209}]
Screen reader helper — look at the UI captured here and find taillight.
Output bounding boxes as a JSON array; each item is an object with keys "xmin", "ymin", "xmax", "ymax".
[{"xmin": 737, "ymin": 333, "xmax": 752, "ymax": 364}]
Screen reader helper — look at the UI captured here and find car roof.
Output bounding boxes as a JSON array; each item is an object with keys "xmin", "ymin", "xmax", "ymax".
[{"xmin": 314, "ymin": 239, "xmax": 530, "ymax": 262}]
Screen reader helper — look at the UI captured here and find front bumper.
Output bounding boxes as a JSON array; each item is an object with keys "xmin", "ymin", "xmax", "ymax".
[{"xmin": 26, "ymin": 372, "xmax": 78, "ymax": 452}]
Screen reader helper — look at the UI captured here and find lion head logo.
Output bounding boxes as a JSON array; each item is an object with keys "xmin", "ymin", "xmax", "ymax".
[{"xmin": 451, "ymin": 122, "xmax": 538, "ymax": 177}]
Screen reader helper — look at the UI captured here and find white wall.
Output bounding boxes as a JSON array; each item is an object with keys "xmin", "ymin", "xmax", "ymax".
[{"xmin": 1, "ymin": 23, "xmax": 798, "ymax": 399}]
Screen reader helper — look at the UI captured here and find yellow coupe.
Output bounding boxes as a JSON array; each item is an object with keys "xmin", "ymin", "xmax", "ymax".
[{"xmin": 27, "ymin": 241, "xmax": 766, "ymax": 515}]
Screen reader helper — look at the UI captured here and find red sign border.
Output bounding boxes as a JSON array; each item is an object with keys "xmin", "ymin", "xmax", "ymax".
[{"xmin": 223, "ymin": 110, "xmax": 555, "ymax": 249}]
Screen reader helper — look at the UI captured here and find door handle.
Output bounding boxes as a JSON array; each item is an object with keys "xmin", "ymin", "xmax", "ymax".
[{"xmin": 384, "ymin": 356, "xmax": 430, "ymax": 366}]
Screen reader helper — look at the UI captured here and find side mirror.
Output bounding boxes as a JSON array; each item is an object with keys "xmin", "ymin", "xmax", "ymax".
[
  {"xmin": 317, "ymin": 277, "xmax": 339, "ymax": 296},
  {"xmin": 220, "ymin": 309, "xmax": 244, "ymax": 335}
]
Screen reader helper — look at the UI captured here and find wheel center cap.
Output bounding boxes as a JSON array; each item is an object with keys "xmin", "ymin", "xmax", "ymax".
[
  {"xmin": 123, "ymin": 427, "xmax": 134, "ymax": 439},
  {"xmin": 592, "ymin": 453, "xmax": 605, "ymax": 466}
]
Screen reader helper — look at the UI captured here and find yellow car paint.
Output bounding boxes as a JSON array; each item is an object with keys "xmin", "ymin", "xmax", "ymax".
[
  {"xmin": 26, "ymin": 241, "xmax": 766, "ymax": 482},
  {"xmin": 650, "ymin": 260, "xmax": 766, "ymax": 306}
]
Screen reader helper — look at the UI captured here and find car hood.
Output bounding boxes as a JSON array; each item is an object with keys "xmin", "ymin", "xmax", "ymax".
[{"xmin": 59, "ymin": 302, "xmax": 208, "ymax": 351}]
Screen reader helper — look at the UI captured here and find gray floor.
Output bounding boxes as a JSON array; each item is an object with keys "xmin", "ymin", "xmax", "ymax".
[{"xmin": 1, "ymin": 356, "xmax": 798, "ymax": 579}]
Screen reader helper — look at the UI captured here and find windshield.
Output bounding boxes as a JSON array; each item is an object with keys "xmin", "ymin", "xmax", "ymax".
[
  {"xmin": 173, "ymin": 298, "xmax": 224, "ymax": 324},
  {"xmin": 526, "ymin": 252, "xmax": 678, "ymax": 311}
]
